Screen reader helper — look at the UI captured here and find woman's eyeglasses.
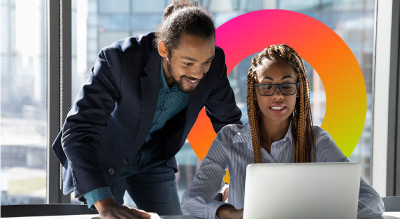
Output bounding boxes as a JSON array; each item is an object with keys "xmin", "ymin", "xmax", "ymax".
[{"xmin": 254, "ymin": 83, "xmax": 298, "ymax": 96}]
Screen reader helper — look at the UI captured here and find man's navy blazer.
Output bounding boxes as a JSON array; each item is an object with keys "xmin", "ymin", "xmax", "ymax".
[{"xmin": 52, "ymin": 32, "xmax": 242, "ymax": 198}]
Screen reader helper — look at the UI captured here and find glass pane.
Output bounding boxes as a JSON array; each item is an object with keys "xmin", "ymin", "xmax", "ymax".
[
  {"xmin": 72, "ymin": 0, "xmax": 171, "ymax": 205},
  {"xmin": 1, "ymin": 0, "xmax": 47, "ymax": 205},
  {"xmin": 222, "ymin": 0, "xmax": 375, "ymax": 183},
  {"xmin": 306, "ymin": 1, "xmax": 374, "ymax": 183},
  {"xmin": 99, "ymin": 0, "xmax": 130, "ymax": 14},
  {"xmin": 71, "ymin": 0, "xmax": 375, "ymax": 206},
  {"xmin": 131, "ymin": 0, "xmax": 166, "ymax": 13}
]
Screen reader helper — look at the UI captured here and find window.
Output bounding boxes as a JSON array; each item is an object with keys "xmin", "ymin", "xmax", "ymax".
[
  {"xmin": 1, "ymin": 0, "xmax": 47, "ymax": 205},
  {"xmin": 69, "ymin": 0, "xmax": 376, "ymax": 205},
  {"xmin": 0, "ymin": 0, "xmax": 375, "ymax": 206},
  {"xmin": 225, "ymin": 0, "xmax": 375, "ymax": 183}
]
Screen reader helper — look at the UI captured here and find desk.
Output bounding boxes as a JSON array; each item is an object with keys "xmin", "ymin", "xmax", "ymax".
[
  {"xmin": 2, "ymin": 215, "xmax": 199, "ymax": 219},
  {"xmin": 368, "ymin": 212, "xmax": 400, "ymax": 219},
  {"xmin": 4, "ymin": 213, "xmax": 400, "ymax": 219}
]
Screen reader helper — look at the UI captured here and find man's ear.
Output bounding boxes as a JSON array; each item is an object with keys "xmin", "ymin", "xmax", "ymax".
[{"xmin": 158, "ymin": 41, "xmax": 168, "ymax": 58}]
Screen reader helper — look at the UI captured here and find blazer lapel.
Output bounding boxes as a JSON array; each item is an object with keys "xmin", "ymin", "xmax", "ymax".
[{"xmin": 133, "ymin": 50, "xmax": 161, "ymax": 149}]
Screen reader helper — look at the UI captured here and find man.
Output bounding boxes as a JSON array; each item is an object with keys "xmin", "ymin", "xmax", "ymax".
[{"xmin": 52, "ymin": 1, "xmax": 241, "ymax": 218}]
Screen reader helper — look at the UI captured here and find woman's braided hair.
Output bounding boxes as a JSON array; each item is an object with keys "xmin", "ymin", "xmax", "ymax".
[{"xmin": 247, "ymin": 44, "xmax": 316, "ymax": 163}]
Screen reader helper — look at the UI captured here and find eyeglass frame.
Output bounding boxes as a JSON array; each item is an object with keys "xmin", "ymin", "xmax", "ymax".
[{"xmin": 254, "ymin": 82, "xmax": 299, "ymax": 96}]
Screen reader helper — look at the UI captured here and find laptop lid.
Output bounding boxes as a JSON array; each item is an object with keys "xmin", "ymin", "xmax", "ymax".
[{"xmin": 243, "ymin": 162, "xmax": 361, "ymax": 219}]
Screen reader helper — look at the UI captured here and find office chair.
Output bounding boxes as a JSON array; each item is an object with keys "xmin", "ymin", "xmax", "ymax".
[
  {"xmin": 1, "ymin": 204, "xmax": 98, "ymax": 217},
  {"xmin": 382, "ymin": 196, "xmax": 400, "ymax": 212}
]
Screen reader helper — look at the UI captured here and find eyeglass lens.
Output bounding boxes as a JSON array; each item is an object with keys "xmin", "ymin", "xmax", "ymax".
[{"xmin": 258, "ymin": 83, "xmax": 297, "ymax": 96}]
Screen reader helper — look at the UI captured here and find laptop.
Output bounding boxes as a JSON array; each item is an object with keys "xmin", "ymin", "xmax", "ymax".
[{"xmin": 243, "ymin": 162, "xmax": 361, "ymax": 219}]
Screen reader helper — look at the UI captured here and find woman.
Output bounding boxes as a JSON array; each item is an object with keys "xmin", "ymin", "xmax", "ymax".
[{"xmin": 181, "ymin": 44, "xmax": 384, "ymax": 219}]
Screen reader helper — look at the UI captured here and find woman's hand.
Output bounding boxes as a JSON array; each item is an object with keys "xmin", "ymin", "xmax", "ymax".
[{"xmin": 216, "ymin": 204, "xmax": 243, "ymax": 219}]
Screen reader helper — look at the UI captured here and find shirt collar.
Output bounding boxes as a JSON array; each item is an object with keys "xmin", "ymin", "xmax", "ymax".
[
  {"xmin": 233, "ymin": 122, "xmax": 293, "ymax": 151},
  {"xmin": 159, "ymin": 62, "xmax": 168, "ymax": 88}
]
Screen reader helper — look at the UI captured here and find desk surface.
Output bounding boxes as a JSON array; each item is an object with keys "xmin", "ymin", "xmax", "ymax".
[
  {"xmin": 5, "ymin": 213, "xmax": 400, "ymax": 219},
  {"xmin": 2, "ymin": 215, "xmax": 198, "ymax": 219},
  {"xmin": 369, "ymin": 212, "xmax": 400, "ymax": 219}
]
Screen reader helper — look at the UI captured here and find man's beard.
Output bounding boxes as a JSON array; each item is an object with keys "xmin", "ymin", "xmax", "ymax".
[{"xmin": 166, "ymin": 59, "xmax": 202, "ymax": 94}]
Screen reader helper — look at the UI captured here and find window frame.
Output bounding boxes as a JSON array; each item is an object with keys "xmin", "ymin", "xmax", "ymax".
[
  {"xmin": 43, "ymin": 0, "xmax": 400, "ymax": 204},
  {"xmin": 372, "ymin": 0, "xmax": 399, "ymax": 197},
  {"xmin": 47, "ymin": 0, "xmax": 71, "ymax": 203}
]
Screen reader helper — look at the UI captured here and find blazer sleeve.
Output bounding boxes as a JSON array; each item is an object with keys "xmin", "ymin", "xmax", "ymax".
[
  {"xmin": 61, "ymin": 49, "xmax": 121, "ymax": 197},
  {"xmin": 204, "ymin": 48, "xmax": 242, "ymax": 133}
]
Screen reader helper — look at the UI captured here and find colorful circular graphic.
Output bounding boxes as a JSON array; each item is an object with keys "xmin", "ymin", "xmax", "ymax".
[{"xmin": 188, "ymin": 9, "xmax": 366, "ymax": 161}]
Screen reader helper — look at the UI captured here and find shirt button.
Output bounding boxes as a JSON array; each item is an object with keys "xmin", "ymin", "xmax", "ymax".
[
  {"xmin": 108, "ymin": 168, "xmax": 115, "ymax": 175},
  {"xmin": 163, "ymin": 108, "xmax": 166, "ymax": 112},
  {"xmin": 123, "ymin": 158, "xmax": 129, "ymax": 165}
]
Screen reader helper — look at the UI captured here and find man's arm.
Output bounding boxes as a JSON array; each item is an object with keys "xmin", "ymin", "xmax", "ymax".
[
  {"xmin": 62, "ymin": 49, "xmax": 152, "ymax": 218},
  {"xmin": 204, "ymin": 48, "xmax": 242, "ymax": 133},
  {"xmin": 84, "ymin": 187, "xmax": 114, "ymax": 208},
  {"xmin": 62, "ymin": 49, "xmax": 121, "ymax": 197}
]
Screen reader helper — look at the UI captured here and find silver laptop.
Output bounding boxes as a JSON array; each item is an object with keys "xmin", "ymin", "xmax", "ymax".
[{"xmin": 243, "ymin": 163, "xmax": 361, "ymax": 219}]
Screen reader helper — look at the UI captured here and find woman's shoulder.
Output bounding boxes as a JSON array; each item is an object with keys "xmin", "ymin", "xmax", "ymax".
[
  {"xmin": 312, "ymin": 124, "xmax": 330, "ymax": 139},
  {"xmin": 219, "ymin": 123, "xmax": 250, "ymax": 135},
  {"xmin": 311, "ymin": 124, "xmax": 337, "ymax": 150},
  {"xmin": 217, "ymin": 123, "xmax": 251, "ymax": 143},
  {"xmin": 311, "ymin": 124, "xmax": 348, "ymax": 162}
]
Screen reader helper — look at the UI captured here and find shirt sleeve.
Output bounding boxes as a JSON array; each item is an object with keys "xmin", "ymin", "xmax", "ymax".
[
  {"xmin": 84, "ymin": 187, "xmax": 114, "ymax": 208},
  {"xmin": 314, "ymin": 126, "xmax": 384, "ymax": 217},
  {"xmin": 181, "ymin": 125, "xmax": 236, "ymax": 219},
  {"xmin": 357, "ymin": 177, "xmax": 385, "ymax": 217}
]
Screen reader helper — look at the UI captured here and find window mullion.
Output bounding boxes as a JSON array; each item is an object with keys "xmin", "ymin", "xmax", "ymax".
[{"xmin": 47, "ymin": 0, "xmax": 71, "ymax": 204}]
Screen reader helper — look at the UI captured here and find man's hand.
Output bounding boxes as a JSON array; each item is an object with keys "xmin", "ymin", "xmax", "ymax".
[
  {"xmin": 216, "ymin": 204, "xmax": 243, "ymax": 219},
  {"xmin": 94, "ymin": 198, "xmax": 151, "ymax": 219}
]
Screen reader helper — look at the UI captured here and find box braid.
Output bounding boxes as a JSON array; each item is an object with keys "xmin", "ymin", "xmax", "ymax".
[{"xmin": 247, "ymin": 44, "xmax": 316, "ymax": 163}]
